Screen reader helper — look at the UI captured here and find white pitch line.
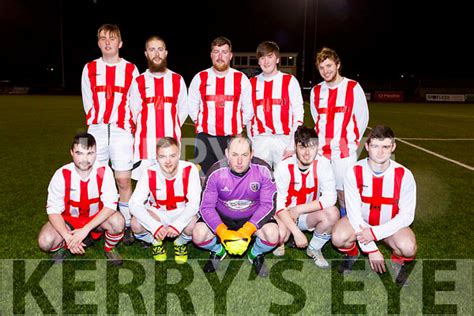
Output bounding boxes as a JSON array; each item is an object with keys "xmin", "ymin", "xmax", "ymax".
[
  {"xmin": 398, "ymin": 138, "xmax": 474, "ymax": 141},
  {"xmin": 366, "ymin": 127, "xmax": 474, "ymax": 171}
]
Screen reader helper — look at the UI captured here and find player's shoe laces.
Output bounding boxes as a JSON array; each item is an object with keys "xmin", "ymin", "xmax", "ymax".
[
  {"xmin": 392, "ymin": 262, "xmax": 410, "ymax": 286},
  {"xmin": 203, "ymin": 248, "xmax": 226, "ymax": 273},
  {"xmin": 174, "ymin": 244, "xmax": 188, "ymax": 264},
  {"xmin": 152, "ymin": 243, "xmax": 167, "ymax": 262},
  {"xmin": 248, "ymin": 254, "xmax": 269, "ymax": 278},
  {"xmin": 306, "ymin": 246, "xmax": 329, "ymax": 269},
  {"xmin": 122, "ymin": 226, "xmax": 135, "ymax": 245},
  {"xmin": 338, "ymin": 254, "xmax": 359, "ymax": 274},
  {"xmin": 52, "ymin": 248, "xmax": 70, "ymax": 264},
  {"xmin": 272, "ymin": 244, "xmax": 285, "ymax": 257},
  {"xmin": 105, "ymin": 248, "xmax": 123, "ymax": 266}
]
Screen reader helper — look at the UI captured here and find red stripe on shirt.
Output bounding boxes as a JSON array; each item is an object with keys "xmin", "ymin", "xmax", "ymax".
[
  {"xmin": 339, "ymin": 80, "xmax": 356, "ymax": 158},
  {"xmin": 87, "ymin": 61, "xmax": 100, "ymax": 124},
  {"xmin": 103, "ymin": 65, "xmax": 116, "ymax": 123},
  {"xmin": 392, "ymin": 167, "xmax": 405, "ymax": 218},
  {"xmin": 281, "ymin": 74, "xmax": 291, "ymax": 135},
  {"xmin": 137, "ymin": 76, "xmax": 149, "ymax": 159},
  {"xmin": 63, "ymin": 169, "xmax": 72, "ymax": 215},
  {"xmin": 154, "ymin": 77, "xmax": 165, "ymax": 139},
  {"xmin": 171, "ymin": 73, "xmax": 180, "ymax": 140},
  {"xmin": 215, "ymin": 77, "xmax": 226, "ymax": 135},
  {"xmin": 263, "ymin": 80, "xmax": 276, "ymax": 134},
  {"xmin": 232, "ymin": 72, "xmax": 242, "ymax": 135}
]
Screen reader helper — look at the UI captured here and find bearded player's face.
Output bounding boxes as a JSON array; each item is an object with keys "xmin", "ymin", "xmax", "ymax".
[
  {"xmin": 70, "ymin": 144, "xmax": 96, "ymax": 173},
  {"xmin": 211, "ymin": 44, "xmax": 232, "ymax": 72},
  {"xmin": 157, "ymin": 144, "xmax": 180, "ymax": 178},
  {"xmin": 145, "ymin": 39, "xmax": 168, "ymax": 73}
]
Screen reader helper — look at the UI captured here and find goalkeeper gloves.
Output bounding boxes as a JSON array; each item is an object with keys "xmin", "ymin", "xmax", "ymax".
[
  {"xmin": 237, "ymin": 222, "xmax": 257, "ymax": 240},
  {"xmin": 216, "ymin": 223, "xmax": 251, "ymax": 255}
]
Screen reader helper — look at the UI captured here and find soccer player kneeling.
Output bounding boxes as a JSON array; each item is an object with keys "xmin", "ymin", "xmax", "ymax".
[
  {"xmin": 332, "ymin": 125, "xmax": 417, "ymax": 286},
  {"xmin": 193, "ymin": 136, "xmax": 279, "ymax": 278},
  {"xmin": 38, "ymin": 133, "xmax": 125, "ymax": 266},
  {"xmin": 274, "ymin": 126, "xmax": 339, "ymax": 268},
  {"xmin": 129, "ymin": 137, "xmax": 201, "ymax": 264}
]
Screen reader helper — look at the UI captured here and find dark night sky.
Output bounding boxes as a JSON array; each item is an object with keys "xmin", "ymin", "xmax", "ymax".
[{"xmin": 1, "ymin": 0, "xmax": 472, "ymax": 91}]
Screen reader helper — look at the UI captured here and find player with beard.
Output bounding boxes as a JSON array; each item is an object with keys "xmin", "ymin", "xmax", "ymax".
[
  {"xmin": 273, "ymin": 126, "xmax": 339, "ymax": 268},
  {"xmin": 129, "ymin": 137, "xmax": 201, "ymax": 263},
  {"xmin": 81, "ymin": 24, "xmax": 139, "ymax": 245},
  {"xmin": 129, "ymin": 35, "xmax": 188, "ymax": 181},
  {"xmin": 38, "ymin": 133, "xmax": 124, "ymax": 265},
  {"xmin": 310, "ymin": 47, "xmax": 369, "ymax": 218},
  {"xmin": 188, "ymin": 36, "xmax": 253, "ymax": 178}
]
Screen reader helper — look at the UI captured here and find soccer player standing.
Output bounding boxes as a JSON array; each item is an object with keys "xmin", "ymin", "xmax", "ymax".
[
  {"xmin": 193, "ymin": 136, "xmax": 278, "ymax": 277},
  {"xmin": 81, "ymin": 24, "xmax": 139, "ymax": 244},
  {"xmin": 248, "ymin": 41, "xmax": 304, "ymax": 169},
  {"xmin": 129, "ymin": 137, "xmax": 201, "ymax": 264},
  {"xmin": 310, "ymin": 47, "xmax": 369, "ymax": 217},
  {"xmin": 38, "ymin": 133, "xmax": 124, "ymax": 265},
  {"xmin": 332, "ymin": 125, "xmax": 417, "ymax": 286},
  {"xmin": 188, "ymin": 36, "xmax": 253, "ymax": 177},
  {"xmin": 129, "ymin": 35, "xmax": 188, "ymax": 180},
  {"xmin": 273, "ymin": 126, "xmax": 339, "ymax": 268}
]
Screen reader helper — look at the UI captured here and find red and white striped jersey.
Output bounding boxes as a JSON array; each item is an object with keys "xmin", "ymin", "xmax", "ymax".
[
  {"xmin": 274, "ymin": 155, "xmax": 336, "ymax": 214},
  {"xmin": 310, "ymin": 77, "xmax": 369, "ymax": 160},
  {"xmin": 188, "ymin": 67, "xmax": 253, "ymax": 136},
  {"xmin": 129, "ymin": 160, "xmax": 201, "ymax": 235},
  {"xmin": 46, "ymin": 162, "xmax": 118, "ymax": 218},
  {"xmin": 129, "ymin": 69, "xmax": 188, "ymax": 161},
  {"xmin": 249, "ymin": 71, "xmax": 304, "ymax": 137},
  {"xmin": 345, "ymin": 159, "xmax": 416, "ymax": 253},
  {"xmin": 81, "ymin": 58, "xmax": 139, "ymax": 132}
]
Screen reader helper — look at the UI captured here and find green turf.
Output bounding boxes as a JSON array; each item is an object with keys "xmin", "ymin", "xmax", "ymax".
[{"xmin": 0, "ymin": 96, "xmax": 473, "ymax": 314}]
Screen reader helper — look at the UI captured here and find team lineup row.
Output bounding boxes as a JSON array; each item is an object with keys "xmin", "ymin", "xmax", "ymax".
[{"xmin": 37, "ymin": 24, "xmax": 417, "ymax": 286}]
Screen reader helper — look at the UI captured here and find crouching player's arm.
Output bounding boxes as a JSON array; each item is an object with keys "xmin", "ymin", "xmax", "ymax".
[{"xmin": 345, "ymin": 168, "xmax": 385, "ymax": 273}]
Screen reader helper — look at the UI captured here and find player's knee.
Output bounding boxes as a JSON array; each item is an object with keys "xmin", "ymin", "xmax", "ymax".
[
  {"xmin": 130, "ymin": 217, "xmax": 144, "ymax": 234},
  {"xmin": 38, "ymin": 233, "xmax": 54, "ymax": 252},
  {"xmin": 331, "ymin": 225, "xmax": 351, "ymax": 248},
  {"xmin": 108, "ymin": 212, "xmax": 125, "ymax": 234},
  {"xmin": 116, "ymin": 177, "xmax": 131, "ymax": 191},
  {"xmin": 399, "ymin": 239, "xmax": 417, "ymax": 258},
  {"xmin": 261, "ymin": 224, "xmax": 279, "ymax": 244},
  {"xmin": 192, "ymin": 222, "xmax": 211, "ymax": 244}
]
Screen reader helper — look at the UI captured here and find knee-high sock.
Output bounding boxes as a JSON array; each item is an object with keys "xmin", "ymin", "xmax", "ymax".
[
  {"xmin": 250, "ymin": 237, "xmax": 278, "ymax": 259},
  {"xmin": 309, "ymin": 232, "xmax": 331, "ymax": 251},
  {"xmin": 174, "ymin": 233, "xmax": 192, "ymax": 246},
  {"xmin": 134, "ymin": 231, "xmax": 155, "ymax": 244},
  {"xmin": 338, "ymin": 242, "xmax": 359, "ymax": 256},
  {"xmin": 105, "ymin": 231, "xmax": 124, "ymax": 252},
  {"xmin": 194, "ymin": 237, "xmax": 223, "ymax": 254},
  {"xmin": 118, "ymin": 201, "xmax": 131, "ymax": 227}
]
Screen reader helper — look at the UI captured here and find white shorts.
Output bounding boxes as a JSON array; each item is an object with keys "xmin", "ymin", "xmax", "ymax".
[
  {"xmin": 330, "ymin": 154, "xmax": 358, "ymax": 190},
  {"xmin": 131, "ymin": 159, "xmax": 157, "ymax": 181},
  {"xmin": 88, "ymin": 124, "xmax": 134, "ymax": 171},
  {"xmin": 252, "ymin": 134, "xmax": 292, "ymax": 169},
  {"xmin": 147, "ymin": 207, "xmax": 185, "ymax": 227}
]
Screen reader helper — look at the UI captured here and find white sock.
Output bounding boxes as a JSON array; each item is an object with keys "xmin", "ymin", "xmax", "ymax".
[
  {"xmin": 309, "ymin": 232, "xmax": 331, "ymax": 250},
  {"xmin": 134, "ymin": 231, "xmax": 154, "ymax": 244},
  {"xmin": 174, "ymin": 233, "xmax": 192, "ymax": 246}
]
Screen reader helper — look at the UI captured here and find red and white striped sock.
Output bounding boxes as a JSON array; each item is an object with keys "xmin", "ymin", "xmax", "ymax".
[
  {"xmin": 104, "ymin": 232, "xmax": 124, "ymax": 252},
  {"xmin": 338, "ymin": 242, "xmax": 359, "ymax": 256}
]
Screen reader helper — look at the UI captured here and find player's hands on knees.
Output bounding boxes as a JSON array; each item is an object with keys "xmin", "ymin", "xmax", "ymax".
[
  {"xmin": 368, "ymin": 250, "xmax": 386, "ymax": 274},
  {"xmin": 69, "ymin": 228, "xmax": 90, "ymax": 249},
  {"xmin": 166, "ymin": 228, "xmax": 179, "ymax": 238},
  {"xmin": 293, "ymin": 230, "xmax": 308, "ymax": 248},
  {"xmin": 356, "ymin": 225, "xmax": 375, "ymax": 245},
  {"xmin": 156, "ymin": 226, "xmax": 168, "ymax": 241}
]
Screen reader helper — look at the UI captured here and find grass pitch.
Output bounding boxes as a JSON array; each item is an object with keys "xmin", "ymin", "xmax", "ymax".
[{"xmin": 0, "ymin": 95, "xmax": 473, "ymax": 314}]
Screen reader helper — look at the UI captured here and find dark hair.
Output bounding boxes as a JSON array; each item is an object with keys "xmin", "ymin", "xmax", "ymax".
[
  {"xmin": 71, "ymin": 133, "xmax": 96, "ymax": 150},
  {"xmin": 157, "ymin": 137, "xmax": 179, "ymax": 150},
  {"xmin": 145, "ymin": 35, "xmax": 166, "ymax": 50},
  {"xmin": 367, "ymin": 125, "xmax": 395, "ymax": 144},
  {"xmin": 97, "ymin": 24, "xmax": 121, "ymax": 41},
  {"xmin": 227, "ymin": 135, "xmax": 252, "ymax": 152},
  {"xmin": 294, "ymin": 125, "xmax": 318, "ymax": 147},
  {"xmin": 211, "ymin": 36, "xmax": 232, "ymax": 51},
  {"xmin": 256, "ymin": 41, "xmax": 280, "ymax": 59},
  {"xmin": 315, "ymin": 47, "xmax": 340, "ymax": 68}
]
